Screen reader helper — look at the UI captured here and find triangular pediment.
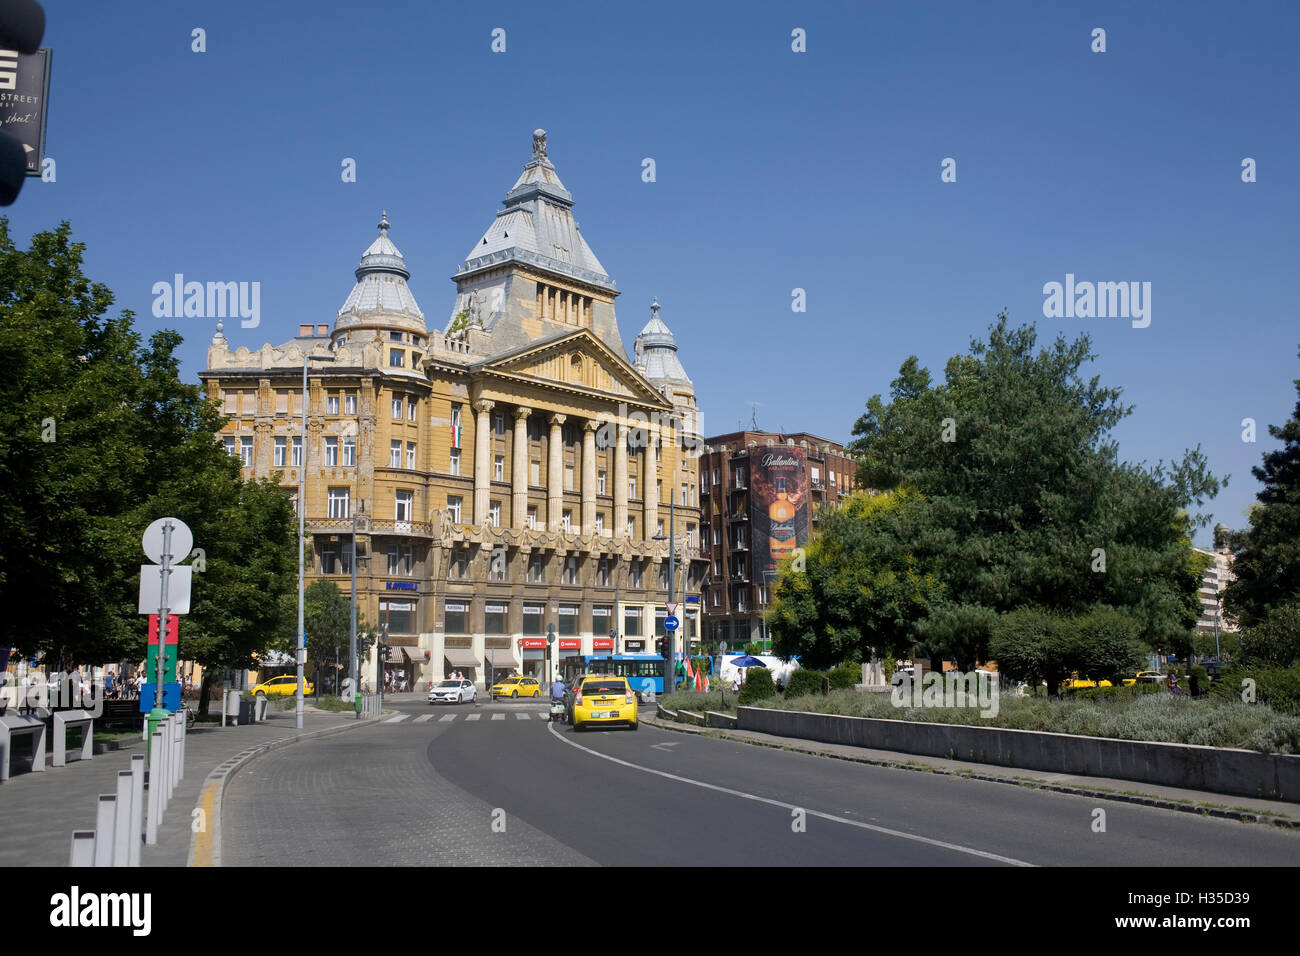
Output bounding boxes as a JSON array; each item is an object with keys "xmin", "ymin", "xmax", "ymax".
[{"xmin": 473, "ymin": 329, "xmax": 670, "ymax": 408}]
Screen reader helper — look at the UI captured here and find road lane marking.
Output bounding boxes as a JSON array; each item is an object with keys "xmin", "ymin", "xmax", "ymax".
[
  {"xmin": 190, "ymin": 781, "xmax": 219, "ymax": 867},
  {"xmin": 385, "ymin": 714, "xmax": 410, "ymax": 723},
  {"xmin": 414, "ymin": 714, "xmax": 435, "ymax": 723},
  {"xmin": 439, "ymin": 714, "xmax": 456, "ymax": 722},
  {"xmin": 491, "ymin": 714, "xmax": 505, "ymax": 721},
  {"xmin": 546, "ymin": 724, "xmax": 1034, "ymax": 867},
  {"xmin": 466, "ymin": 714, "xmax": 481, "ymax": 721},
  {"xmin": 651, "ymin": 742, "xmax": 678, "ymax": 751},
  {"xmin": 515, "ymin": 713, "xmax": 531, "ymax": 720}
]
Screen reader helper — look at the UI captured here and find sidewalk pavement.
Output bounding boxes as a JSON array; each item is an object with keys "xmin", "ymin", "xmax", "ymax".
[
  {"xmin": 641, "ymin": 713, "xmax": 1300, "ymax": 828},
  {"xmin": 0, "ymin": 705, "xmax": 371, "ymax": 867}
]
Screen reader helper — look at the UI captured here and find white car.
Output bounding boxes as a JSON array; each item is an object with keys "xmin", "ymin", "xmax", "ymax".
[{"xmin": 427, "ymin": 679, "xmax": 477, "ymax": 705}]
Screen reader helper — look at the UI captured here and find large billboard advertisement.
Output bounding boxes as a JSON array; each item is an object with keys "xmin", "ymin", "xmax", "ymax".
[{"xmin": 750, "ymin": 445, "xmax": 808, "ymax": 577}]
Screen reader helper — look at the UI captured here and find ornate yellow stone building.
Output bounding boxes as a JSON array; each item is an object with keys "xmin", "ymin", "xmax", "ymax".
[{"xmin": 201, "ymin": 131, "xmax": 704, "ymax": 689}]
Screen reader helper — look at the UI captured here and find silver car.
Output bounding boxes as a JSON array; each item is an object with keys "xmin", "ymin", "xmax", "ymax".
[{"xmin": 427, "ymin": 679, "xmax": 477, "ymax": 705}]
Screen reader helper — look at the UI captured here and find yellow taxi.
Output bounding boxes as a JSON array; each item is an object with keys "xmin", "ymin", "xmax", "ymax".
[
  {"xmin": 572, "ymin": 675, "xmax": 638, "ymax": 731},
  {"xmin": 1063, "ymin": 674, "xmax": 1113, "ymax": 689},
  {"xmin": 490, "ymin": 675, "xmax": 542, "ymax": 699},
  {"xmin": 249, "ymin": 674, "xmax": 313, "ymax": 698}
]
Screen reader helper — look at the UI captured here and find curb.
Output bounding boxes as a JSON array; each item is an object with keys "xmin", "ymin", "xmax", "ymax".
[
  {"xmin": 188, "ymin": 716, "xmax": 381, "ymax": 867},
  {"xmin": 640, "ymin": 714, "xmax": 1299, "ymax": 830}
]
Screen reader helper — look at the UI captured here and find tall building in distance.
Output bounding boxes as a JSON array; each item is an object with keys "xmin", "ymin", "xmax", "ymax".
[
  {"xmin": 1194, "ymin": 525, "xmax": 1239, "ymax": 653},
  {"xmin": 697, "ymin": 431, "xmax": 857, "ymax": 650},
  {"xmin": 201, "ymin": 131, "xmax": 706, "ymax": 689}
]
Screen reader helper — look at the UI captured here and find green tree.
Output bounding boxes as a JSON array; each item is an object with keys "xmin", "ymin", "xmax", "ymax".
[
  {"xmin": 770, "ymin": 488, "xmax": 942, "ymax": 669},
  {"xmin": 1223, "ymin": 345, "xmax": 1300, "ymax": 628},
  {"xmin": 304, "ymin": 579, "xmax": 350, "ymax": 698},
  {"xmin": 0, "ymin": 220, "xmax": 298, "ymax": 709},
  {"xmin": 838, "ymin": 315, "xmax": 1220, "ymax": 667}
]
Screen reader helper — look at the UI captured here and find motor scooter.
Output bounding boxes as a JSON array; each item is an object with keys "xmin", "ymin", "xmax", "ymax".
[{"xmin": 549, "ymin": 696, "xmax": 567, "ymax": 722}]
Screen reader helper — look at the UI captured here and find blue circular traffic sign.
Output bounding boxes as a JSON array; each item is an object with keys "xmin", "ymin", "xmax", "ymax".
[{"xmin": 664, "ymin": 616, "xmax": 680, "ymax": 631}]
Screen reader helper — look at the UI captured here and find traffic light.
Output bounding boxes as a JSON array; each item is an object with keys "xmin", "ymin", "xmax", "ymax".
[{"xmin": 655, "ymin": 638, "xmax": 665, "ymax": 656}]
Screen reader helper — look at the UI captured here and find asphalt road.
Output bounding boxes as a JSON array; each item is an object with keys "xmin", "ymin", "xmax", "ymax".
[{"xmin": 221, "ymin": 698, "xmax": 1300, "ymax": 866}]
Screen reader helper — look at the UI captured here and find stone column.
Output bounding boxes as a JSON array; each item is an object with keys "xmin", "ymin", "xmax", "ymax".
[
  {"xmin": 643, "ymin": 428, "xmax": 658, "ymax": 542},
  {"xmin": 614, "ymin": 420, "xmax": 628, "ymax": 538},
  {"xmin": 513, "ymin": 406, "xmax": 532, "ymax": 527},
  {"xmin": 548, "ymin": 413, "xmax": 566, "ymax": 531},
  {"xmin": 582, "ymin": 420, "xmax": 597, "ymax": 535},
  {"xmin": 473, "ymin": 399, "xmax": 494, "ymax": 525}
]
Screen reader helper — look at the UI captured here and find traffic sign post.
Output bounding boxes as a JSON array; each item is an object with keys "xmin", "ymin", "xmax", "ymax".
[
  {"xmin": 139, "ymin": 517, "xmax": 193, "ymax": 761},
  {"xmin": 664, "ymin": 616, "xmax": 680, "ymax": 631}
]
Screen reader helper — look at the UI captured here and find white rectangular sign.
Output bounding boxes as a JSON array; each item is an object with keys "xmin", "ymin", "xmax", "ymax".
[{"xmin": 137, "ymin": 565, "xmax": 192, "ymax": 615}]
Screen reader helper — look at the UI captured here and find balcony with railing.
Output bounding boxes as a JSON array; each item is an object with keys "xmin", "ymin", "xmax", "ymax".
[{"xmin": 307, "ymin": 516, "xmax": 433, "ymax": 537}]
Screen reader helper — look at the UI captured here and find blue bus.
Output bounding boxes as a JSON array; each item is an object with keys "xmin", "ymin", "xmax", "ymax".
[{"xmin": 561, "ymin": 654, "xmax": 666, "ymax": 699}]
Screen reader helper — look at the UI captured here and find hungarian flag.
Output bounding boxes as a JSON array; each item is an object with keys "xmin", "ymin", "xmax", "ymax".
[{"xmin": 450, "ymin": 423, "xmax": 462, "ymax": 448}]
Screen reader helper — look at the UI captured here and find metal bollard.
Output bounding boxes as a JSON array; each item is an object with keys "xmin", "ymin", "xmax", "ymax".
[
  {"xmin": 93, "ymin": 794, "xmax": 115, "ymax": 867},
  {"xmin": 128, "ymin": 755, "xmax": 144, "ymax": 866},
  {"xmin": 70, "ymin": 830, "xmax": 94, "ymax": 866},
  {"xmin": 112, "ymin": 770, "xmax": 132, "ymax": 866},
  {"xmin": 146, "ymin": 731, "xmax": 163, "ymax": 845}
]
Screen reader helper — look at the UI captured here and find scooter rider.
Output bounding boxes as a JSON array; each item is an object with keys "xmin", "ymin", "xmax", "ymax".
[{"xmin": 549, "ymin": 675, "xmax": 567, "ymax": 722}]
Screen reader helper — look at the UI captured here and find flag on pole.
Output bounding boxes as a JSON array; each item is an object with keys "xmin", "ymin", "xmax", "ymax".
[{"xmin": 450, "ymin": 423, "xmax": 462, "ymax": 448}]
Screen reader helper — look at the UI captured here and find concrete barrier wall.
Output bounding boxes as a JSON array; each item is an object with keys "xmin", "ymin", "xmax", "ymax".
[
  {"xmin": 736, "ymin": 707, "xmax": 1300, "ymax": 803},
  {"xmin": 705, "ymin": 711, "xmax": 738, "ymax": 729}
]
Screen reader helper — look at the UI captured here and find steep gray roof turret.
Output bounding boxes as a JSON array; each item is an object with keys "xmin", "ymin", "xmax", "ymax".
[
  {"xmin": 634, "ymin": 297, "xmax": 692, "ymax": 386},
  {"xmin": 336, "ymin": 212, "xmax": 426, "ymax": 334}
]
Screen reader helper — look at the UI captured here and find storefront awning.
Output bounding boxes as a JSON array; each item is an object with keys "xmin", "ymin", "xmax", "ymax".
[
  {"xmin": 400, "ymin": 646, "xmax": 429, "ymax": 661},
  {"xmin": 444, "ymin": 649, "xmax": 481, "ymax": 669},
  {"xmin": 486, "ymin": 649, "xmax": 517, "ymax": 667}
]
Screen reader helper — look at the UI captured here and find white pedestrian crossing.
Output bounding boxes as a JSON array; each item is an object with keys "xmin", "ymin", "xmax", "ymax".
[
  {"xmin": 491, "ymin": 714, "xmax": 505, "ymax": 720},
  {"xmin": 414, "ymin": 714, "xmax": 434, "ymax": 723},
  {"xmin": 380, "ymin": 709, "xmax": 546, "ymax": 726},
  {"xmin": 515, "ymin": 713, "xmax": 531, "ymax": 720},
  {"xmin": 439, "ymin": 714, "xmax": 456, "ymax": 722},
  {"xmin": 385, "ymin": 714, "xmax": 409, "ymax": 723},
  {"xmin": 466, "ymin": 713, "xmax": 481, "ymax": 721}
]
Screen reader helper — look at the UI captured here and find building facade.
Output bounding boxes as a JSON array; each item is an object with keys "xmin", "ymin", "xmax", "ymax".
[
  {"xmin": 201, "ymin": 131, "xmax": 706, "ymax": 689},
  {"xmin": 697, "ymin": 431, "xmax": 857, "ymax": 650},
  {"xmin": 1194, "ymin": 527, "xmax": 1239, "ymax": 652}
]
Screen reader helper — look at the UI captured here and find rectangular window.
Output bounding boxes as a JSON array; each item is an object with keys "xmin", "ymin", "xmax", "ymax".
[
  {"xmin": 447, "ymin": 547, "xmax": 467, "ymax": 579},
  {"xmin": 627, "ymin": 517, "xmax": 635, "ymax": 538},
  {"xmin": 390, "ymin": 440, "xmax": 401, "ymax": 468},
  {"xmin": 444, "ymin": 601, "xmax": 468, "ymax": 633},
  {"xmin": 389, "ymin": 349, "xmax": 404, "ymax": 368},
  {"xmin": 223, "ymin": 436, "xmax": 236, "ymax": 456},
  {"xmin": 598, "ymin": 559, "xmax": 611, "ymax": 587},
  {"xmin": 629, "ymin": 559, "xmax": 643, "ymax": 588},
  {"xmin": 328, "ymin": 487, "xmax": 350, "ymax": 518},
  {"xmin": 593, "ymin": 605, "xmax": 611, "ymax": 637},
  {"xmin": 236, "ymin": 436, "xmax": 252, "ymax": 466},
  {"xmin": 523, "ymin": 604, "xmax": 544, "ymax": 636},
  {"xmin": 687, "ymin": 523, "xmax": 697, "ymax": 548},
  {"xmin": 408, "ymin": 400, "xmax": 417, "ymax": 422},
  {"xmin": 657, "ymin": 519, "xmax": 664, "ymax": 538},
  {"xmin": 345, "ymin": 394, "xmax": 357, "ymax": 414},
  {"xmin": 273, "ymin": 436, "xmax": 286, "ymax": 467},
  {"xmin": 528, "ymin": 553, "xmax": 544, "ymax": 582},
  {"xmin": 320, "ymin": 545, "xmax": 337, "ymax": 575},
  {"xmin": 387, "ymin": 544, "xmax": 414, "ymax": 577},
  {"xmin": 564, "ymin": 555, "xmax": 577, "ymax": 584},
  {"xmin": 392, "ymin": 397, "xmax": 403, "ymax": 419},
  {"xmin": 395, "ymin": 490, "xmax": 412, "ymax": 522},
  {"xmin": 681, "ymin": 483, "xmax": 688, "ymax": 506},
  {"xmin": 829, "ymin": 470, "xmax": 837, "ymax": 486},
  {"xmin": 447, "ymin": 495, "xmax": 462, "ymax": 524},
  {"xmin": 595, "ymin": 513, "xmax": 605, "ymax": 535},
  {"xmin": 494, "ymin": 455, "xmax": 504, "ymax": 481},
  {"xmin": 380, "ymin": 600, "xmax": 414, "ymax": 634},
  {"xmin": 489, "ymin": 500, "xmax": 501, "ymax": 528},
  {"xmin": 598, "ymin": 470, "xmax": 607, "ymax": 495},
  {"xmin": 292, "ymin": 436, "xmax": 302, "ymax": 466},
  {"xmin": 451, "ymin": 404, "xmax": 462, "ymax": 437},
  {"xmin": 324, "ymin": 437, "xmax": 338, "ymax": 466},
  {"xmin": 494, "ymin": 413, "xmax": 505, "ymax": 436},
  {"xmin": 449, "ymin": 449, "xmax": 460, "ymax": 475},
  {"xmin": 342, "ymin": 436, "xmax": 356, "ymax": 466},
  {"xmin": 562, "ymin": 510, "xmax": 572, "ymax": 533},
  {"xmin": 527, "ymin": 505, "xmax": 537, "ymax": 530},
  {"xmin": 655, "ymin": 607, "xmax": 667, "ymax": 638},
  {"xmin": 629, "ymin": 477, "xmax": 637, "ymax": 500},
  {"xmin": 484, "ymin": 602, "xmax": 507, "ymax": 635},
  {"xmin": 658, "ymin": 479, "xmax": 663, "ymax": 503},
  {"xmin": 327, "ymin": 395, "xmax": 339, "ymax": 415},
  {"xmin": 275, "ymin": 390, "xmax": 289, "ymax": 414},
  {"xmin": 659, "ymin": 562, "xmax": 669, "ymax": 589},
  {"xmin": 624, "ymin": 605, "xmax": 642, "ymax": 637},
  {"xmin": 406, "ymin": 442, "xmax": 416, "ymax": 470},
  {"xmin": 558, "ymin": 604, "xmax": 578, "ymax": 636},
  {"xmin": 713, "ymin": 467, "xmax": 720, "ymax": 485}
]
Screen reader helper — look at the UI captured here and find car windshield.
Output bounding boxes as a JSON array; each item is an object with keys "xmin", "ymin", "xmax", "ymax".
[
  {"xmin": 498, "ymin": 677, "xmax": 518, "ymax": 684},
  {"xmin": 436, "ymin": 680, "xmax": 459, "ymax": 688},
  {"xmin": 582, "ymin": 680, "xmax": 626, "ymax": 694}
]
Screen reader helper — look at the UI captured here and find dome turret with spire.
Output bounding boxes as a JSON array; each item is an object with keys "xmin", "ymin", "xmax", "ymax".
[{"xmin": 334, "ymin": 212, "xmax": 427, "ymax": 345}]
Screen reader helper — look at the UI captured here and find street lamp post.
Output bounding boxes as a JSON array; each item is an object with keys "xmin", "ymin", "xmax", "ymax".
[
  {"xmin": 298, "ymin": 345, "xmax": 336, "ymax": 730},
  {"xmin": 653, "ymin": 494, "xmax": 676, "ymax": 694}
]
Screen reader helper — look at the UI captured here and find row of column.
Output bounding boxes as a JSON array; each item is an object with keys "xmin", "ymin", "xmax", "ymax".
[{"xmin": 472, "ymin": 399, "xmax": 659, "ymax": 538}]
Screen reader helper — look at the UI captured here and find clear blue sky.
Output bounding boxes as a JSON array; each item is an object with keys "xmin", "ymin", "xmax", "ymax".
[{"xmin": 14, "ymin": 0, "xmax": 1300, "ymax": 545}]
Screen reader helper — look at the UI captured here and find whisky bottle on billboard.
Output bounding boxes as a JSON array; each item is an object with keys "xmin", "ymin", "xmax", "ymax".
[{"xmin": 769, "ymin": 476, "xmax": 797, "ymax": 560}]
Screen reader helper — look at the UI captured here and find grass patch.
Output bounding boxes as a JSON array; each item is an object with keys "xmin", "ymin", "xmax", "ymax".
[
  {"xmin": 309, "ymin": 696, "xmax": 357, "ymax": 713},
  {"xmin": 761, "ymin": 688, "xmax": 1300, "ymax": 754},
  {"xmin": 660, "ymin": 689, "xmax": 738, "ymax": 716}
]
